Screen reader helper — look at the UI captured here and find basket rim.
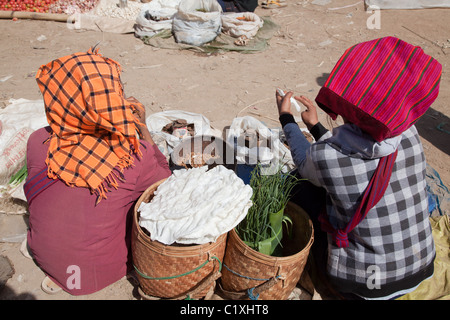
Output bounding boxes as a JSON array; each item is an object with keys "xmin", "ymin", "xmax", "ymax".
[
  {"xmin": 229, "ymin": 202, "xmax": 314, "ymax": 265},
  {"xmin": 133, "ymin": 178, "xmax": 227, "ymax": 256}
]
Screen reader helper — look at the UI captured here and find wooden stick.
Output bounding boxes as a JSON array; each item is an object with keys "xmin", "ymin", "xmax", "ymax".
[
  {"xmin": 236, "ymin": 97, "xmax": 271, "ymax": 117},
  {"xmin": 0, "ymin": 11, "xmax": 69, "ymax": 22},
  {"xmin": 248, "ymin": 111, "xmax": 279, "ymax": 123}
]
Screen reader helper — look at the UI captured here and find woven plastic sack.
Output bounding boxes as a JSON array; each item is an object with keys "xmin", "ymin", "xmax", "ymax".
[
  {"xmin": 0, "ymin": 99, "xmax": 47, "ymax": 200},
  {"xmin": 134, "ymin": 0, "xmax": 181, "ymax": 38},
  {"xmin": 221, "ymin": 12, "xmax": 263, "ymax": 39},
  {"xmin": 172, "ymin": 0, "xmax": 222, "ymax": 46}
]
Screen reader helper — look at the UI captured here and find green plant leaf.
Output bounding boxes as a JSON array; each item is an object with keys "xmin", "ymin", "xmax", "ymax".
[{"xmin": 236, "ymin": 162, "xmax": 302, "ymax": 256}]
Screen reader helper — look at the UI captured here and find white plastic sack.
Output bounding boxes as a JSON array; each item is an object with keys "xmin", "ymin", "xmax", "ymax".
[
  {"xmin": 146, "ymin": 110, "xmax": 221, "ymax": 152},
  {"xmin": 0, "ymin": 99, "xmax": 47, "ymax": 200},
  {"xmin": 226, "ymin": 116, "xmax": 295, "ymax": 173},
  {"xmin": 134, "ymin": 0, "xmax": 181, "ymax": 38},
  {"xmin": 365, "ymin": 0, "xmax": 450, "ymax": 10},
  {"xmin": 138, "ymin": 165, "xmax": 252, "ymax": 245},
  {"xmin": 0, "ymin": 127, "xmax": 33, "ymax": 186},
  {"xmin": 172, "ymin": 0, "xmax": 222, "ymax": 46},
  {"xmin": 221, "ymin": 12, "xmax": 263, "ymax": 39}
]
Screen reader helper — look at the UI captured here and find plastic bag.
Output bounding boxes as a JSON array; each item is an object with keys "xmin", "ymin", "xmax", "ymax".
[
  {"xmin": 426, "ymin": 164, "xmax": 450, "ymax": 217},
  {"xmin": 134, "ymin": 0, "xmax": 181, "ymax": 38},
  {"xmin": 172, "ymin": 0, "xmax": 222, "ymax": 46},
  {"xmin": 221, "ymin": 12, "xmax": 263, "ymax": 39},
  {"xmin": 225, "ymin": 116, "xmax": 295, "ymax": 173},
  {"xmin": 146, "ymin": 110, "xmax": 221, "ymax": 154}
]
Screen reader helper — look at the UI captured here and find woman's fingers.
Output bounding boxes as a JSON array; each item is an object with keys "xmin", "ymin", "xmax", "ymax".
[{"xmin": 296, "ymin": 95, "xmax": 315, "ymax": 110}]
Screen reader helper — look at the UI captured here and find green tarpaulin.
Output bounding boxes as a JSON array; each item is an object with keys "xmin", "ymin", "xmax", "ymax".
[{"xmin": 139, "ymin": 17, "xmax": 279, "ymax": 54}]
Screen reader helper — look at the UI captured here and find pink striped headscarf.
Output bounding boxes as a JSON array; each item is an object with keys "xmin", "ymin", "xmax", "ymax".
[{"xmin": 316, "ymin": 37, "xmax": 442, "ymax": 142}]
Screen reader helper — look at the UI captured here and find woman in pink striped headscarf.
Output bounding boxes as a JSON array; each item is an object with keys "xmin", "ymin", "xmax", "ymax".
[{"xmin": 277, "ymin": 37, "xmax": 441, "ymax": 300}]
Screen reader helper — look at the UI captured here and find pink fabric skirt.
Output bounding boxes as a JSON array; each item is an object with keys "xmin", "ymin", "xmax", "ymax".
[{"xmin": 26, "ymin": 127, "xmax": 171, "ymax": 295}]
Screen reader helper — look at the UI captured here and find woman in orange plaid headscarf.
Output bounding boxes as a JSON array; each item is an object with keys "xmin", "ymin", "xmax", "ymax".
[
  {"xmin": 24, "ymin": 48, "xmax": 171, "ymax": 295},
  {"xmin": 35, "ymin": 47, "xmax": 151, "ymax": 204}
]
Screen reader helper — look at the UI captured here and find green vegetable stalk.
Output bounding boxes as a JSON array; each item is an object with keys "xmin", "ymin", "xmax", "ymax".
[
  {"xmin": 236, "ymin": 163, "xmax": 299, "ymax": 256},
  {"xmin": 8, "ymin": 163, "xmax": 28, "ymax": 186}
]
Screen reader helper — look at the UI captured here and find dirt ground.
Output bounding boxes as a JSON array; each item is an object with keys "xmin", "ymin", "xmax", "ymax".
[{"xmin": 0, "ymin": 0, "xmax": 449, "ymax": 300}]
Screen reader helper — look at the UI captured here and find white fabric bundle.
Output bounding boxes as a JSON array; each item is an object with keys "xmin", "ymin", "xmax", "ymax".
[{"xmin": 138, "ymin": 165, "xmax": 252, "ymax": 245}]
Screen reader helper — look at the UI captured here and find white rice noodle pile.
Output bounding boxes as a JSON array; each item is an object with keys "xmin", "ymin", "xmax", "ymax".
[
  {"xmin": 138, "ymin": 165, "xmax": 252, "ymax": 245},
  {"xmin": 94, "ymin": 0, "xmax": 143, "ymax": 21}
]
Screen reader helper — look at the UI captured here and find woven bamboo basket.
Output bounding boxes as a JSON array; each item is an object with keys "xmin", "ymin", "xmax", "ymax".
[
  {"xmin": 220, "ymin": 201, "xmax": 314, "ymax": 300},
  {"xmin": 132, "ymin": 179, "xmax": 227, "ymax": 300}
]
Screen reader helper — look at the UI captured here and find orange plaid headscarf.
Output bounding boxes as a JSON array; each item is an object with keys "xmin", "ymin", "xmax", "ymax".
[{"xmin": 36, "ymin": 48, "xmax": 146, "ymax": 204}]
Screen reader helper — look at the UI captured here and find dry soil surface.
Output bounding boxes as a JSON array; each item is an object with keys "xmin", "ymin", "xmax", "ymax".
[{"xmin": 0, "ymin": 0, "xmax": 449, "ymax": 300}]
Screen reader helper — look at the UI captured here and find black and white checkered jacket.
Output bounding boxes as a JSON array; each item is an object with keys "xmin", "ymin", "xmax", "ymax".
[{"xmin": 295, "ymin": 124, "xmax": 435, "ymax": 299}]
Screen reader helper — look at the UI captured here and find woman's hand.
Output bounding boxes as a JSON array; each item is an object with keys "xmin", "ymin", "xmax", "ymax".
[
  {"xmin": 297, "ymin": 96, "xmax": 319, "ymax": 130},
  {"xmin": 276, "ymin": 90, "xmax": 294, "ymax": 116},
  {"xmin": 127, "ymin": 96, "xmax": 154, "ymax": 145},
  {"xmin": 128, "ymin": 96, "xmax": 146, "ymax": 124}
]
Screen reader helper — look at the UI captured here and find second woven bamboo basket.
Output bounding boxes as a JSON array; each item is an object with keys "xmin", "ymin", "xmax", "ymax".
[{"xmin": 220, "ymin": 201, "xmax": 314, "ymax": 300}]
